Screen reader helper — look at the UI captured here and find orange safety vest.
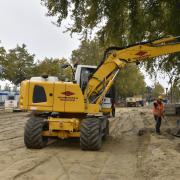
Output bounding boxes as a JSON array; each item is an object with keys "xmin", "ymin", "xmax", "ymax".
[
  {"xmin": 152, "ymin": 103, "xmax": 164, "ymax": 117},
  {"xmin": 158, "ymin": 103, "xmax": 164, "ymax": 115},
  {"xmin": 153, "ymin": 107, "xmax": 161, "ymax": 117}
]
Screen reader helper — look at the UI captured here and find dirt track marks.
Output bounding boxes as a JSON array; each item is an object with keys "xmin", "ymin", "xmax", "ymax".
[{"xmin": 0, "ymin": 109, "xmax": 179, "ymax": 180}]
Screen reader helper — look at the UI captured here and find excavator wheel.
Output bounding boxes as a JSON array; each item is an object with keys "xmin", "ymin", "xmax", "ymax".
[
  {"xmin": 80, "ymin": 117, "xmax": 102, "ymax": 150},
  {"xmin": 103, "ymin": 119, "xmax": 109, "ymax": 140},
  {"xmin": 103, "ymin": 112, "xmax": 111, "ymax": 117},
  {"xmin": 24, "ymin": 117, "xmax": 48, "ymax": 149}
]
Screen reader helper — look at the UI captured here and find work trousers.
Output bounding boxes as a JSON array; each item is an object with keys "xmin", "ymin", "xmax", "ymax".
[{"xmin": 154, "ymin": 115, "xmax": 162, "ymax": 133}]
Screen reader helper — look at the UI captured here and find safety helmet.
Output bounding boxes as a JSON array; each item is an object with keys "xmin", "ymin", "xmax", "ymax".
[{"xmin": 158, "ymin": 95, "xmax": 163, "ymax": 100}]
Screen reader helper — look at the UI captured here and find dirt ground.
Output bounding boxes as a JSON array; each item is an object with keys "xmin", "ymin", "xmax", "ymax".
[{"xmin": 0, "ymin": 107, "xmax": 180, "ymax": 180}]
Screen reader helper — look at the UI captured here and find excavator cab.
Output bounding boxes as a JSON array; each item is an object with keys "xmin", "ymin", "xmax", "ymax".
[
  {"xmin": 75, "ymin": 65, "xmax": 97, "ymax": 92},
  {"xmin": 75, "ymin": 65, "xmax": 115, "ymax": 116}
]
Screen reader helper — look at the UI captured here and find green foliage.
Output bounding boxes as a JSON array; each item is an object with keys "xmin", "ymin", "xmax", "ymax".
[
  {"xmin": 71, "ymin": 39, "xmax": 103, "ymax": 65},
  {"xmin": 41, "ymin": 0, "xmax": 179, "ymax": 43},
  {"xmin": 34, "ymin": 58, "xmax": 72, "ymax": 81},
  {"xmin": 152, "ymin": 83, "xmax": 164, "ymax": 98},
  {"xmin": 41, "ymin": 0, "xmax": 180, "ymax": 80},
  {"xmin": 0, "ymin": 46, "xmax": 6, "ymax": 79},
  {"xmin": 0, "ymin": 44, "xmax": 35, "ymax": 85},
  {"xmin": 0, "ymin": 43, "xmax": 72, "ymax": 85},
  {"xmin": 71, "ymin": 39, "xmax": 146, "ymax": 97},
  {"xmin": 115, "ymin": 65, "xmax": 146, "ymax": 98},
  {"xmin": 169, "ymin": 83, "xmax": 180, "ymax": 103}
]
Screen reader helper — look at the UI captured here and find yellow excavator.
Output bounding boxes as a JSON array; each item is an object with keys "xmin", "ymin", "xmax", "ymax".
[{"xmin": 20, "ymin": 36, "xmax": 180, "ymax": 150}]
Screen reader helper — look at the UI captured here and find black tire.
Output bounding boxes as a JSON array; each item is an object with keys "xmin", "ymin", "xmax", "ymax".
[
  {"xmin": 24, "ymin": 117, "xmax": 48, "ymax": 149},
  {"xmin": 80, "ymin": 117, "xmax": 102, "ymax": 150},
  {"xmin": 103, "ymin": 119, "xmax": 109, "ymax": 140},
  {"xmin": 103, "ymin": 112, "xmax": 111, "ymax": 117},
  {"xmin": 106, "ymin": 119, "xmax": 109, "ymax": 136}
]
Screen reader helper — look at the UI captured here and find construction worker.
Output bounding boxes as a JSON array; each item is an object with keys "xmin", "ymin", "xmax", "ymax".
[{"xmin": 153, "ymin": 97, "xmax": 164, "ymax": 134}]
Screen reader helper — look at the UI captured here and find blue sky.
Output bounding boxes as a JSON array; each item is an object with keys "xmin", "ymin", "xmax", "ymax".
[{"xmin": 0, "ymin": 0, "xmax": 169, "ymax": 89}]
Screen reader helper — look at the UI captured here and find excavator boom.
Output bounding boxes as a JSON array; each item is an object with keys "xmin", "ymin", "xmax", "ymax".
[{"xmin": 85, "ymin": 36, "xmax": 180, "ymax": 104}]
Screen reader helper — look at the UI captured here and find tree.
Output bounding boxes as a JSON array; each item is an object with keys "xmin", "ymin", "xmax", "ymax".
[
  {"xmin": 168, "ymin": 82, "xmax": 180, "ymax": 103},
  {"xmin": 71, "ymin": 39, "xmax": 103, "ymax": 65},
  {"xmin": 41, "ymin": 1, "xmax": 179, "ymax": 43},
  {"xmin": 71, "ymin": 39, "xmax": 146, "ymax": 97},
  {"xmin": 115, "ymin": 64, "xmax": 146, "ymax": 98},
  {"xmin": 41, "ymin": 0, "xmax": 180, "ymax": 81},
  {"xmin": 0, "ymin": 46, "xmax": 6, "ymax": 79},
  {"xmin": 0, "ymin": 44, "xmax": 35, "ymax": 85},
  {"xmin": 34, "ymin": 58, "xmax": 72, "ymax": 81},
  {"xmin": 145, "ymin": 86, "xmax": 153, "ymax": 101},
  {"xmin": 152, "ymin": 83, "xmax": 164, "ymax": 98},
  {"xmin": 0, "ymin": 43, "xmax": 73, "ymax": 84}
]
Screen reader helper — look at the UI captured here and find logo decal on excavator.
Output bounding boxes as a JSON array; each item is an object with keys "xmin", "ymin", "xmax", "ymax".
[
  {"xmin": 62, "ymin": 91, "xmax": 74, "ymax": 96},
  {"xmin": 135, "ymin": 51, "xmax": 148, "ymax": 57},
  {"xmin": 58, "ymin": 91, "xmax": 78, "ymax": 101}
]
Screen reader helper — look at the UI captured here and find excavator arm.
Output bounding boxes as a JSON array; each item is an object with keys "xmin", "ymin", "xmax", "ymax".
[{"xmin": 85, "ymin": 36, "xmax": 180, "ymax": 105}]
